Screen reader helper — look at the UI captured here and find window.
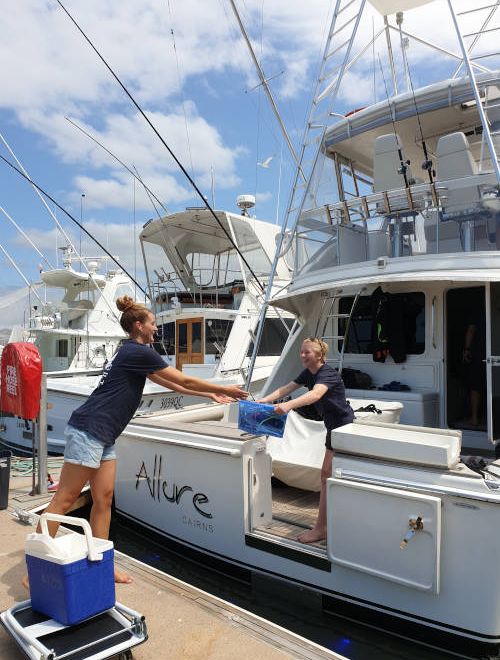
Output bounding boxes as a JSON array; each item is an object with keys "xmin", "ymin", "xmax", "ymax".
[
  {"xmin": 57, "ymin": 339, "xmax": 68, "ymax": 358},
  {"xmin": 154, "ymin": 322, "xmax": 175, "ymax": 355},
  {"xmin": 339, "ymin": 292, "xmax": 425, "ymax": 355},
  {"xmin": 178, "ymin": 324, "xmax": 188, "ymax": 353},
  {"xmin": 247, "ymin": 318, "xmax": 294, "ymax": 357},
  {"xmin": 192, "ymin": 322, "xmax": 202, "ymax": 353},
  {"xmin": 205, "ymin": 319, "xmax": 234, "ymax": 355}
]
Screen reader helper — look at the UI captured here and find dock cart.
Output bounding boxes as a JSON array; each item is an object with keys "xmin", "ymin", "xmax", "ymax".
[{"xmin": 1, "ymin": 599, "xmax": 147, "ymax": 660}]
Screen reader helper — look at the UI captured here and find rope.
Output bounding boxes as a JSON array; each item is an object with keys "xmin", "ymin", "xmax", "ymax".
[{"xmin": 10, "ymin": 457, "xmax": 64, "ymax": 477}]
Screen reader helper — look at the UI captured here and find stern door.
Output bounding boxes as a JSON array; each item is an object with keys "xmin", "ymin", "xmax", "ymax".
[
  {"xmin": 176, "ymin": 318, "xmax": 204, "ymax": 370},
  {"xmin": 327, "ymin": 478, "xmax": 441, "ymax": 593}
]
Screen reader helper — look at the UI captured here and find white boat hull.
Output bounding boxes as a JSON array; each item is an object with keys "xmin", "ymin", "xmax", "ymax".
[{"xmin": 114, "ymin": 408, "xmax": 500, "ymax": 655}]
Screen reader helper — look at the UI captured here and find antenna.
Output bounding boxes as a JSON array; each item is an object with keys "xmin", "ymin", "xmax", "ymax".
[{"xmin": 236, "ymin": 194, "xmax": 256, "ymax": 217}]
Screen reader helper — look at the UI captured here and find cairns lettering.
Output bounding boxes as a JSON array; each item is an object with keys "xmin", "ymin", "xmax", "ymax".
[{"xmin": 135, "ymin": 454, "xmax": 213, "ymax": 519}]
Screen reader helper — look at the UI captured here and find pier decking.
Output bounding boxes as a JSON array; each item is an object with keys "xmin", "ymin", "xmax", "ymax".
[{"xmin": 0, "ymin": 460, "xmax": 345, "ymax": 660}]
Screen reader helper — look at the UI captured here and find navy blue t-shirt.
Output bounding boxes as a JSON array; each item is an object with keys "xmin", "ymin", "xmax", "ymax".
[
  {"xmin": 294, "ymin": 363, "xmax": 354, "ymax": 430},
  {"xmin": 69, "ymin": 340, "xmax": 167, "ymax": 446}
]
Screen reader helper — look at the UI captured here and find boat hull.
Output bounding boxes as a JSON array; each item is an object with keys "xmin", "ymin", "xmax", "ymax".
[{"xmin": 114, "ymin": 414, "xmax": 500, "ymax": 654}]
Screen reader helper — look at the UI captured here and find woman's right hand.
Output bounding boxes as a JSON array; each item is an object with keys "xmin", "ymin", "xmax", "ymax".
[{"xmin": 224, "ymin": 385, "xmax": 248, "ymax": 399}]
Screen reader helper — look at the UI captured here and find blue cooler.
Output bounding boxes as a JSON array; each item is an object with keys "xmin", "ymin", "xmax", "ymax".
[
  {"xmin": 25, "ymin": 514, "xmax": 115, "ymax": 625},
  {"xmin": 238, "ymin": 400, "xmax": 287, "ymax": 438}
]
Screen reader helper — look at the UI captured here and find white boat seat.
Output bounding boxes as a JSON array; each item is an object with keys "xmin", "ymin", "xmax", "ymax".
[
  {"xmin": 436, "ymin": 132, "xmax": 482, "ymax": 218},
  {"xmin": 332, "ymin": 421, "xmax": 461, "ymax": 469},
  {"xmin": 373, "ymin": 135, "xmax": 422, "ymax": 244},
  {"xmin": 374, "ymin": 134, "xmax": 417, "ymax": 194}
]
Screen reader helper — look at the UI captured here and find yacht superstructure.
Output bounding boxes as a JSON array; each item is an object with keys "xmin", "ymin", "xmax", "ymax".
[{"xmin": 115, "ymin": 1, "xmax": 500, "ymax": 653}]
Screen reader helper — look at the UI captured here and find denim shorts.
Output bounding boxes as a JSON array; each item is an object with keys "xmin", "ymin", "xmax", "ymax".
[{"xmin": 64, "ymin": 425, "xmax": 116, "ymax": 469}]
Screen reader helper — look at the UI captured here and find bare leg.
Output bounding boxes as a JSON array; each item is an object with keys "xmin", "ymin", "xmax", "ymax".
[
  {"xmin": 298, "ymin": 449, "xmax": 334, "ymax": 544},
  {"xmin": 89, "ymin": 460, "xmax": 132, "ymax": 584},
  {"xmin": 23, "ymin": 462, "xmax": 96, "ymax": 589}
]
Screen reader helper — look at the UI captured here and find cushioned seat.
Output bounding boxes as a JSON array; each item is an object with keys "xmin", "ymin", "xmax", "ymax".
[{"xmin": 331, "ymin": 420, "xmax": 461, "ymax": 469}]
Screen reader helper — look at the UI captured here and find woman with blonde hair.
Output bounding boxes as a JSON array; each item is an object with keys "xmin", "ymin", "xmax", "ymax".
[
  {"xmin": 258, "ymin": 337, "xmax": 353, "ymax": 543},
  {"xmin": 24, "ymin": 296, "xmax": 247, "ymax": 587}
]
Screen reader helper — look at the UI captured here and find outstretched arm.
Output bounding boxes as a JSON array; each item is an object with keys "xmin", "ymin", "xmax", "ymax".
[
  {"xmin": 257, "ymin": 381, "xmax": 301, "ymax": 403},
  {"xmin": 150, "ymin": 375, "xmax": 234, "ymax": 403},
  {"xmin": 274, "ymin": 384, "xmax": 328, "ymax": 414},
  {"xmin": 148, "ymin": 366, "xmax": 247, "ymax": 399}
]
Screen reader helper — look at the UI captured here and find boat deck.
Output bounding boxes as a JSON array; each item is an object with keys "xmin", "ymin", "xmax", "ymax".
[
  {"xmin": 131, "ymin": 414, "xmax": 255, "ymax": 441},
  {"xmin": 260, "ymin": 483, "xmax": 326, "ymax": 550}
]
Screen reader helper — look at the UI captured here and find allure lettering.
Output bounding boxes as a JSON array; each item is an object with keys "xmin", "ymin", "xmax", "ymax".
[{"xmin": 135, "ymin": 454, "xmax": 213, "ymax": 519}]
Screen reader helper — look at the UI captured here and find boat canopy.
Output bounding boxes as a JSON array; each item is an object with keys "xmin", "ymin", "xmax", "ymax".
[
  {"xmin": 324, "ymin": 71, "xmax": 500, "ymax": 177},
  {"xmin": 41, "ymin": 268, "xmax": 106, "ymax": 291},
  {"xmin": 141, "ymin": 208, "xmax": 289, "ymax": 290},
  {"xmin": 368, "ymin": 0, "xmax": 434, "ymax": 14}
]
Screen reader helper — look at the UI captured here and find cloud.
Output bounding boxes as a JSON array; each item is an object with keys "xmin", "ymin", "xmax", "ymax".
[
  {"xmin": 256, "ymin": 191, "xmax": 273, "ymax": 203},
  {"xmin": 14, "ymin": 106, "xmax": 246, "ymax": 211}
]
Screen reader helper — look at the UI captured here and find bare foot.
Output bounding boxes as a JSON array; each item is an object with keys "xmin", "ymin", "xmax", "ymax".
[
  {"xmin": 114, "ymin": 568, "xmax": 133, "ymax": 584},
  {"xmin": 297, "ymin": 528, "xmax": 327, "ymax": 544},
  {"xmin": 22, "ymin": 574, "xmax": 29, "ymax": 591}
]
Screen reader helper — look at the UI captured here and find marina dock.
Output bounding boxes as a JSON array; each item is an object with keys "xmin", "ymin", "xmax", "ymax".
[{"xmin": 0, "ymin": 461, "xmax": 345, "ymax": 660}]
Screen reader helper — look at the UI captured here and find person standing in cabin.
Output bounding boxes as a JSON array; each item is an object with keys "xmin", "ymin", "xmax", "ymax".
[
  {"xmin": 23, "ymin": 296, "xmax": 247, "ymax": 587},
  {"xmin": 257, "ymin": 337, "xmax": 354, "ymax": 543}
]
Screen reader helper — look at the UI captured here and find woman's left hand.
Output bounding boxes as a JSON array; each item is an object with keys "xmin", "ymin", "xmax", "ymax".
[
  {"xmin": 274, "ymin": 402, "xmax": 291, "ymax": 415},
  {"xmin": 210, "ymin": 393, "xmax": 236, "ymax": 404}
]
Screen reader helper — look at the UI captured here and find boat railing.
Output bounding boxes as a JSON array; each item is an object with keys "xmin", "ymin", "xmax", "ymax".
[
  {"xmin": 151, "ymin": 266, "xmax": 246, "ymax": 312},
  {"xmin": 293, "ymin": 170, "xmax": 500, "ymax": 273}
]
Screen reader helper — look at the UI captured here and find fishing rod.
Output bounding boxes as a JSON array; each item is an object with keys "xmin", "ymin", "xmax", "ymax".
[
  {"xmin": 377, "ymin": 54, "xmax": 410, "ymax": 189},
  {"xmin": 54, "ymin": 0, "xmax": 265, "ymax": 293},
  {"xmin": 0, "ymin": 152, "xmax": 147, "ymax": 297},
  {"xmin": 396, "ymin": 14, "xmax": 434, "ymax": 184},
  {"xmin": 65, "ymin": 116, "xmax": 168, "ymax": 218}
]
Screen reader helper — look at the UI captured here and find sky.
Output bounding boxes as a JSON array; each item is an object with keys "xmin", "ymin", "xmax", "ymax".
[{"xmin": 0, "ymin": 0, "xmax": 496, "ymax": 326}]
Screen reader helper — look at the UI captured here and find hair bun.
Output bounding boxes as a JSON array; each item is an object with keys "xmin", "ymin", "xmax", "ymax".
[{"xmin": 116, "ymin": 295, "xmax": 135, "ymax": 312}]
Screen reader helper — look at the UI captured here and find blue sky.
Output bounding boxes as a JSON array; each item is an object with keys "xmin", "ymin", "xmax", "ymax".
[{"xmin": 0, "ymin": 0, "xmax": 493, "ymax": 325}]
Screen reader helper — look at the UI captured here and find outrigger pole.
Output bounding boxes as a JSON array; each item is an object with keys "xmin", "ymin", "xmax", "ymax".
[
  {"xmin": 65, "ymin": 116, "xmax": 169, "ymax": 219},
  {"xmin": 0, "ymin": 152, "xmax": 148, "ymax": 297},
  {"xmin": 228, "ymin": 0, "xmax": 305, "ymax": 182},
  {"xmin": 54, "ymin": 0, "xmax": 265, "ymax": 294}
]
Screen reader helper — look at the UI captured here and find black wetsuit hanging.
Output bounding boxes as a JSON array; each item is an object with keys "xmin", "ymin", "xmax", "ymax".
[{"xmin": 371, "ymin": 287, "xmax": 390, "ymax": 362}]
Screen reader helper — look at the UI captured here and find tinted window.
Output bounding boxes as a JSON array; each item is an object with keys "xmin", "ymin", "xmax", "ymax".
[
  {"xmin": 247, "ymin": 318, "xmax": 294, "ymax": 357},
  {"xmin": 205, "ymin": 319, "xmax": 234, "ymax": 355},
  {"xmin": 339, "ymin": 292, "xmax": 425, "ymax": 355},
  {"xmin": 178, "ymin": 324, "xmax": 188, "ymax": 353},
  {"xmin": 154, "ymin": 322, "xmax": 175, "ymax": 355},
  {"xmin": 57, "ymin": 339, "xmax": 68, "ymax": 358},
  {"xmin": 192, "ymin": 322, "xmax": 202, "ymax": 352}
]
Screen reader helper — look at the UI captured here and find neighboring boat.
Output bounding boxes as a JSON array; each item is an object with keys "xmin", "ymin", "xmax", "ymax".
[
  {"xmin": 115, "ymin": 1, "xmax": 500, "ymax": 653},
  {"xmin": 0, "ymin": 247, "xmax": 167, "ymax": 455},
  {"xmin": 0, "ymin": 200, "xmax": 294, "ymax": 455},
  {"xmin": 141, "ymin": 200, "xmax": 293, "ymax": 389}
]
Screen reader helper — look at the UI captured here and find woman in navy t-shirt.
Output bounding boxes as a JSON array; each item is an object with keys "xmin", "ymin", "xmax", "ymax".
[
  {"xmin": 258, "ymin": 337, "xmax": 353, "ymax": 544},
  {"xmin": 24, "ymin": 296, "xmax": 247, "ymax": 588}
]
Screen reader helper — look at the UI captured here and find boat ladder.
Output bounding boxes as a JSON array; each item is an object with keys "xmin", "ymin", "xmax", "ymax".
[
  {"xmin": 282, "ymin": 0, "xmax": 368, "ymax": 237},
  {"xmin": 314, "ymin": 287, "xmax": 365, "ymax": 375}
]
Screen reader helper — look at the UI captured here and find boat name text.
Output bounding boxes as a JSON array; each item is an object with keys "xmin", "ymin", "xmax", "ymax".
[{"xmin": 135, "ymin": 454, "xmax": 213, "ymax": 518}]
